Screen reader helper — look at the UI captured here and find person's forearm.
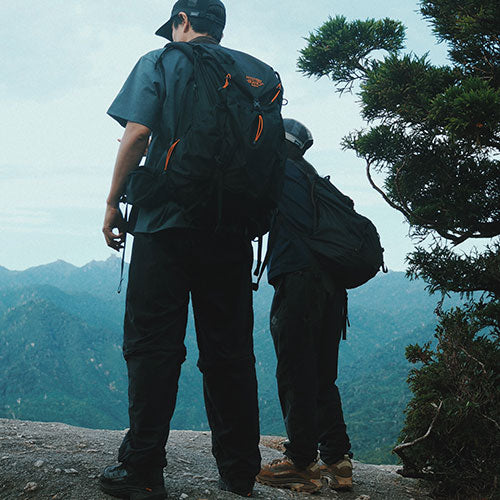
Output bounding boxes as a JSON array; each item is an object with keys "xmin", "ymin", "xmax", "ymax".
[{"xmin": 106, "ymin": 122, "xmax": 151, "ymax": 207}]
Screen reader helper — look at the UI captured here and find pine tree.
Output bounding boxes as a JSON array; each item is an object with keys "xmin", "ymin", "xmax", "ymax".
[{"xmin": 298, "ymin": 1, "xmax": 499, "ymax": 498}]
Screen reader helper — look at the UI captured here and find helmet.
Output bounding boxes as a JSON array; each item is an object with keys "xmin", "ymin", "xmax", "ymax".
[{"xmin": 283, "ymin": 118, "xmax": 313, "ymax": 154}]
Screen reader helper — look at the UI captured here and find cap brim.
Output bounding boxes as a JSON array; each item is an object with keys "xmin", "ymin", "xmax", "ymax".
[{"xmin": 155, "ymin": 18, "xmax": 173, "ymax": 41}]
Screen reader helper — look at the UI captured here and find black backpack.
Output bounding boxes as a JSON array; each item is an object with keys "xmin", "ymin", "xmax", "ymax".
[
  {"xmin": 125, "ymin": 42, "xmax": 286, "ymax": 238},
  {"xmin": 270, "ymin": 159, "xmax": 387, "ymax": 290}
]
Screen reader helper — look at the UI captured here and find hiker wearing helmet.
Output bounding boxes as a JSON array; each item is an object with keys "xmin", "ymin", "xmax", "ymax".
[
  {"xmin": 100, "ymin": 1, "xmax": 287, "ymax": 497},
  {"xmin": 256, "ymin": 119, "xmax": 353, "ymax": 493}
]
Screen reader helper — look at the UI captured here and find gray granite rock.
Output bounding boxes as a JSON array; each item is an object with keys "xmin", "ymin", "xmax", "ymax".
[{"xmin": 0, "ymin": 419, "xmax": 431, "ymax": 499}]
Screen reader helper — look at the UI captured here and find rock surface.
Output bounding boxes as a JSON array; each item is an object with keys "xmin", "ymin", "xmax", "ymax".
[{"xmin": 0, "ymin": 419, "xmax": 431, "ymax": 499}]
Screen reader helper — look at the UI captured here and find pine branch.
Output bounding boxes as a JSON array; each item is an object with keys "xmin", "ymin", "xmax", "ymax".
[
  {"xmin": 366, "ymin": 159, "xmax": 487, "ymax": 243},
  {"xmin": 365, "ymin": 159, "xmax": 411, "ymax": 218},
  {"xmin": 480, "ymin": 413, "xmax": 500, "ymax": 432},
  {"xmin": 459, "ymin": 346, "xmax": 487, "ymax": 375},
  {"xmin": 393, "ymin": 400, "xmax": 443, "ymax": 467}
]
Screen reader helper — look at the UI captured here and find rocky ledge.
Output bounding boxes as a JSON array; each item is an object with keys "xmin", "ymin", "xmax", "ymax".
[{"xmin": 0, "ymin": 419, "xmax": 431, "ymax": 499}]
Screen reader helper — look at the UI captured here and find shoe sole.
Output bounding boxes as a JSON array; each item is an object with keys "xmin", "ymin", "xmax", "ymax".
[
  {"xmin": 322, "ymin": 473, "xmax": 353, "ymax": 490},
  {"xmin": 256, "ymin": 475, "xmax": 322, "ymax": 493},
  {"xmin": 99, "ymin": 481, "xmax": 167, "ymax": 500}
]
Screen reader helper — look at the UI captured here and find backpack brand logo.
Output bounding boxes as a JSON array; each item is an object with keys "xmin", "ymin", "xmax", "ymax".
[{"xmin": 246, "ymin": 76, "xmax": 264, "ymax": 88}]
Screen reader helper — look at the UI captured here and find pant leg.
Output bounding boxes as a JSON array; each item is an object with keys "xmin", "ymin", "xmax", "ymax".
[
  {"xmin": 190, "ymin": 231, "xmax": 261, "ymax": 486},
  {"xmin": 270, "ymin": 270, "xmax": 326, "ymax": 468},
  {"xmin": 118, "ymin": 231, "xmax": 190, "ymax": 469},
  {"xmin": 317, "ymin": 286, "xmax": 352, "ymax": 464}
]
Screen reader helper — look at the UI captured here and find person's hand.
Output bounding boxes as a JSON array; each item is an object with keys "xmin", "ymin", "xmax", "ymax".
[{"xmin": 102, "ymin": 205, "xmax": 127, "ymax": 251}]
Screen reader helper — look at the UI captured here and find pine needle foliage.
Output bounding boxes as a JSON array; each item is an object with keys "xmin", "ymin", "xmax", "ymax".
[{"xmin": 298, "ymin": 1, "xmax": 499, "ymax": 498}]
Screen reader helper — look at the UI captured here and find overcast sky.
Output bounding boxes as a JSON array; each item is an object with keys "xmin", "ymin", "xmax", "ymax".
[{"xmin": 0, "ymin": 0, "xmax": 451, "ymax": 271}]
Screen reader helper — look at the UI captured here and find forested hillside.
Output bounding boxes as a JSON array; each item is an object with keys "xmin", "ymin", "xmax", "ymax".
[{"xmin": 0, "ymin": 257, "xmax": 455, "ymax": 464}]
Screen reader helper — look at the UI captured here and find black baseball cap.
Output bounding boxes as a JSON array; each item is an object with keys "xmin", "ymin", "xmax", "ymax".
[{"xmin": 156, "ymin": 0, "xmax": 226, "ymax": 41}]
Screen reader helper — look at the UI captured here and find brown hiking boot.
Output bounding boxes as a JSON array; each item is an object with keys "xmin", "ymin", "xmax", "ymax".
[
  {"xmin": 256, "ymin": 456, "xmax": 322, "ymax": 493},
  {"xmin": 320, "ymin": 455, "xmax": 353, "ymax": 490}
]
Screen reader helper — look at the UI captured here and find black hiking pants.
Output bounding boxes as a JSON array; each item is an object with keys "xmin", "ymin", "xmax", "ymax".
[
  {"xmin": 270, "ymin": 269, "xmax": 351, "ymax": 467},
  {"xmin": 118, "ymin": 229, "xmax": 261, "ymax": 487}
]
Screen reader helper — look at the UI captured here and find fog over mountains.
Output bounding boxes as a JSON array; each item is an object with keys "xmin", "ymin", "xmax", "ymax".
[{"xmin": 0, "ymin": 257, "xmax": 455, "ymax": 464}]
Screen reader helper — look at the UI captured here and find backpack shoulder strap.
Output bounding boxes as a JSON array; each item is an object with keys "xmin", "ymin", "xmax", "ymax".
[
  {"xmin": 295, "ymin": 159, "xmax": 356, "ymax": 210},
  {"xmin": 155, "ymin": 42, "xmax": 195, "ymax": 70},
  {"xmin": 292, "ymin": 158, "xmax": 318, "ymax": 181}
]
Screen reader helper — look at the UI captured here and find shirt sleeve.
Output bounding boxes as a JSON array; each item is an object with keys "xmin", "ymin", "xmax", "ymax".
[{"xmin": 107, "ymin": 52, "xmax": 164, "ymax": 131}]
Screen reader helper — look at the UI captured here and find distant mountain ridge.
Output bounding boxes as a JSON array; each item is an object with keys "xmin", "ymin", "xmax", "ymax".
[
  {"xmin": 0, "ymin": 257, "xmax": 455, "ymax": 464},
  {"xmin": 0, "ymin": 257, "xmax": 123, "ymax": 299}
]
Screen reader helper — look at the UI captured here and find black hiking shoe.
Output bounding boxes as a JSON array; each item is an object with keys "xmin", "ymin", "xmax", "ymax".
[
  {"xmin": 99, "ymin": 463, "xmax": 166, "ymax": 499},
  {"xmin": 218, "ymin": 477, "xmax": 254, "ymax": 497}
]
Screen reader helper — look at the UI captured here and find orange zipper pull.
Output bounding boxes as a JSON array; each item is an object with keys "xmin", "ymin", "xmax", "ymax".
[
  {"xmin": 271, "ymin": 83, "xmax": 282, "ymax": 103},
  {"xmin": 164, "ymin": 139, "xmax": 180, "ymax": 171},
  {"xmin": 255, "ymin": 115, "xmax": 264, "ymax": 142},
  {"xmin": 222, "ymin": 73, "xmax": 232, "ymax": 89}
]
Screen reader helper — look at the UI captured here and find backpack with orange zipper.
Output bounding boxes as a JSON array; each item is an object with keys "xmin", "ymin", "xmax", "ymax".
[{"xmin": 125, "ymin": 42, "xmax": 286, "ymax": 239}]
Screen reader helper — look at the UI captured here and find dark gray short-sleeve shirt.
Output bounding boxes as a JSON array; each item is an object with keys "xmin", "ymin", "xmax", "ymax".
[
  {"xmin": 108, "ymin": 45, "xmax": 200, "ymax": 233},
  {"xmin": 108, "ymin": 52, "xmax": 163, "ymax": 131}
]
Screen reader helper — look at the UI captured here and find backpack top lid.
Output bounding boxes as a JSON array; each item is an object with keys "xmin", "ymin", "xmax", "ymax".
[{"xmin": 158, "ymin": 42, "xmax": 283, "ymax": 101}]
